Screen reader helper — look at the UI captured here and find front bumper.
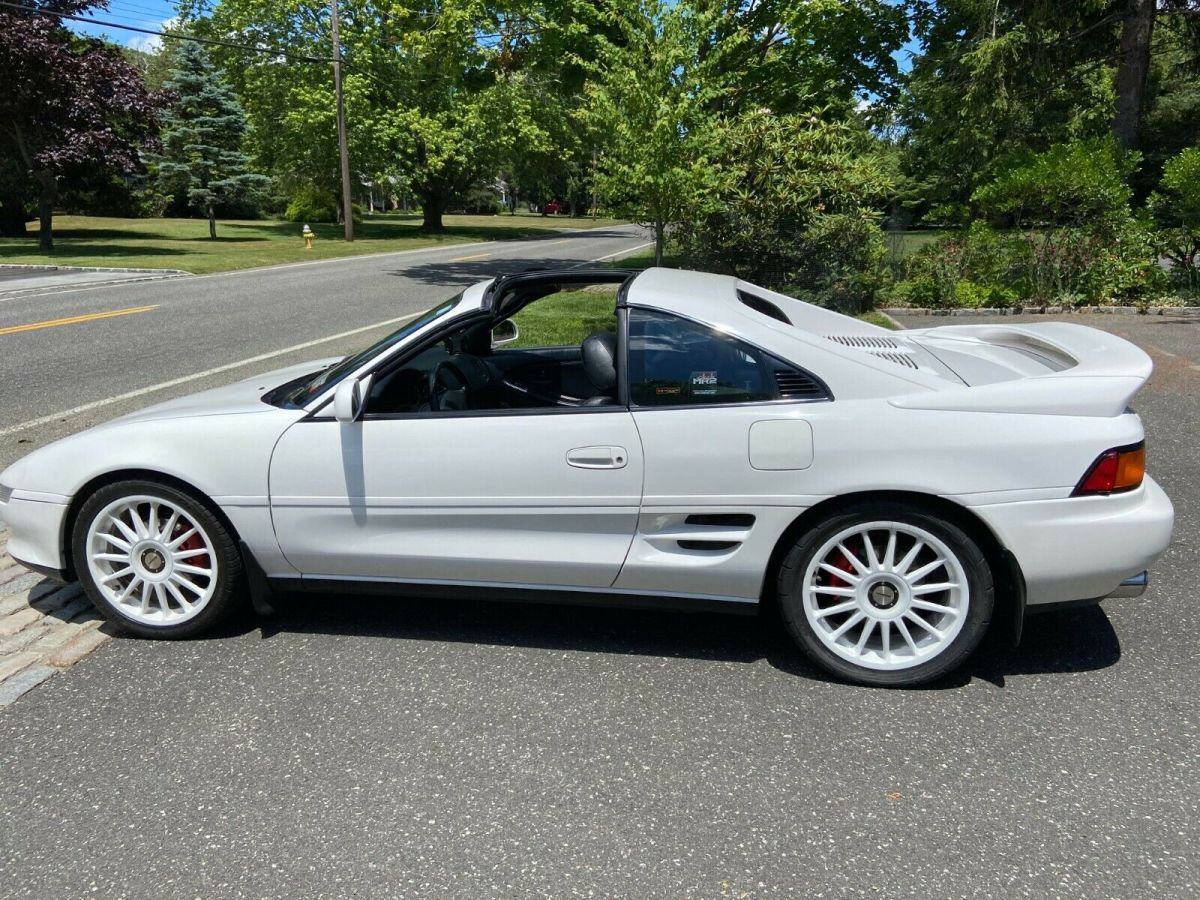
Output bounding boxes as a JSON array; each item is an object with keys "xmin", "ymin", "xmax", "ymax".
[
  {"xmin": 0, "ymin": 492, "xmax": 70, "ymax": 576},
  {"xmin": 972, "ymin": 475, "xmax": 1173, "ymax": 606}
]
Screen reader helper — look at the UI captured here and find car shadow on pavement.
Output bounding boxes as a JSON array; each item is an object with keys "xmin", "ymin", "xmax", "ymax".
[{"xmin": 248, "ymin": 591, "xmax": 1121, "ymax": 690}]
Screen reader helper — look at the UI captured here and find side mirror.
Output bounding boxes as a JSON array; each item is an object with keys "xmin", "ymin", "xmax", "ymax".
[
  {"xmin": 332, "ymin": 374, "xmax": 372, "ymax": 423},
  {"xmin": 491, "ymin": 318, "xmax": 520, "ymax": 348}
]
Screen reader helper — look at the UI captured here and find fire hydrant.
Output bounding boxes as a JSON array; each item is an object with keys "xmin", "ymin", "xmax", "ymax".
[{"xmin": 302, "ymin": 224, "xmax": 314, "ymax": 250}]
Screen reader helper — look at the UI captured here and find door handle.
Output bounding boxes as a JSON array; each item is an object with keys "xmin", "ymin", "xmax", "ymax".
[{"xmin": 566, "ymin": 446, "xmax": 628, "ymax": 469}]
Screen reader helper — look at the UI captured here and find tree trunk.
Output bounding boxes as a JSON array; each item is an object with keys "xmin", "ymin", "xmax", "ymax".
[
  {"xmin": 35, "ymin": 170, "xmax": 56, "ymax": 252},
  {"xmin": 1113, "ymin": 0, "xmax": 1156, "ymax": 150},
  {"xmin": 0, "ymin": 196, "xmax": 29, "ymax": 237},
  {"xmin": 420, "ymin": 187, "xmax": 445, "ymax": 232},
  {"xmin": 208, "ymin": 206, "xmax": 217, "ymax": 239},
  {"xmin": 654, "ymin": 220, "xmax": 665, "ymax": 266}
]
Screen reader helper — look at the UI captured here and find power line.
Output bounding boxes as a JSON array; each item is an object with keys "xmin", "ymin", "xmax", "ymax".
[{"xmin": 0, "ymin": 1, "xmax": 330, "ymax": 64}]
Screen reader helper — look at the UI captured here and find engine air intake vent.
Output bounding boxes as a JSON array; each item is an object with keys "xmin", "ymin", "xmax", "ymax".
[
  {"xmin": 677, "ymin": 540, "xmax": 740, "ymax": 552},
  {"xmin": 774, "ymin": 369, "xmax": 826, "ymax": 399},
  {"xmin": 684, "ymin": 513, "xmax": 755, "ymax": 528},
  {"xmin": 869, "ymin": 350, "xmax": 919, "ymax": 369},
  {"xmin": 738, "ymin": 289, "xmax": 791, "ymax": 324},
  {"xmin": 825, "ymin": 334, "xmax": 901, "ymax": 349}
]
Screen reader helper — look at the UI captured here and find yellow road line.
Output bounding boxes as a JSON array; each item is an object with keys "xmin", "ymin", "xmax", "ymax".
[
  {"xmin": 0, "ymin": 304, "xmax": 159, "ymax": 337},
  {"xmin": 447, "ymin": 252, "xmax": 492, "ymax": 262}
]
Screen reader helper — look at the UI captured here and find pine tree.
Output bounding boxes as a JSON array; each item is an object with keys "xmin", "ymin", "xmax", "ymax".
[{"xmin": 155, "ymin": 42, "xmax": 267, "ymax": 239}]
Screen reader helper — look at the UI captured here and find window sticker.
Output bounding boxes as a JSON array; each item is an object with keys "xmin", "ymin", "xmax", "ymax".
[{"xmin": 691, "ymin": 371, "xmax": 719, "ymax": 395}]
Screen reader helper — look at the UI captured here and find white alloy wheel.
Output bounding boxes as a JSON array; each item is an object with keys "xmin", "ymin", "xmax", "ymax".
[
  {"xmin": 801, "ymin": 521, "xmax": 970, "ymax": 672},
  {"xmin": 84, "ymin": 494, "xmax": 218, "ymax": 627}
]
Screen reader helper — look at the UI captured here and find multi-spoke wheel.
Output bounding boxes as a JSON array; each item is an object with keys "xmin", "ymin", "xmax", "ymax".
[
  {"xmin": 73, "ymin": 480, "xmax": 243, "ymax": 638},
  {"xmin": 777, "ymin": 503, "xmax": 993, "ymax": 687}
]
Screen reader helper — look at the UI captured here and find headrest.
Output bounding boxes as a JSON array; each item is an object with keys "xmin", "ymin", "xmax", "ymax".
[{"xmin": 581, "ymin": 330, "xmax": 617, "ymax": 391}]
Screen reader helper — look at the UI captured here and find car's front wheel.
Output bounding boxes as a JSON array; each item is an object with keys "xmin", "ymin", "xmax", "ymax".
[
  {"xmin": 72, "ymin": 480, "xmax": 243, "ymax": 638},
  {"xmin": 777, "ymin": 503, "xmax": 993, "ymax": 687}
]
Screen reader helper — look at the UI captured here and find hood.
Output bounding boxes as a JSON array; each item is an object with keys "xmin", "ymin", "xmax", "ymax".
[{"xmin": 111, "ymin": 357, "xmax": 341, "ymax": 425}]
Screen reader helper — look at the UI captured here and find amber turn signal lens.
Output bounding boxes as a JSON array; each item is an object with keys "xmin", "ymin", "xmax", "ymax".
[{"xmin": 1073, "ymin": 443, "xmax": 1146, "ymax": 496}]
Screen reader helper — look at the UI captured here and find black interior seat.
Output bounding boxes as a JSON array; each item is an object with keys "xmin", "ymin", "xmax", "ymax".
[{"xmin": 580, "ymin": 330, "xmax": 617, "ymax": 406}]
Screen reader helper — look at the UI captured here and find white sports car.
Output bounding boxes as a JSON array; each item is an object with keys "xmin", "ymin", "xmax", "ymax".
[{"xmin": 0, "ymin": 268, "xmax": 1175, "ymax": 685}]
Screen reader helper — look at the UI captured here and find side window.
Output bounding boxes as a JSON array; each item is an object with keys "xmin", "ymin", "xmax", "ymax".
[
  {"xmin": 506, "ymin": 288, "xmax": 618, "ymax": 348},
  {"xmin": 627, "ymin": 308, "xmax": 778, "ymax": 407}
]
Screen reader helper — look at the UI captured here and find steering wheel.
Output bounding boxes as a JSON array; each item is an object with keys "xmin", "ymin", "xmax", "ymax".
[{"xmin": 430, "ymin": 358, "xmax": 472, "ymax": 411}]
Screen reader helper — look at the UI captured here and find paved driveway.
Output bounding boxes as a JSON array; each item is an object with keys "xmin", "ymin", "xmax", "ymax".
[{"xmin": 0, "ymin": 312, "xmax": 1197, "ymax": 897}]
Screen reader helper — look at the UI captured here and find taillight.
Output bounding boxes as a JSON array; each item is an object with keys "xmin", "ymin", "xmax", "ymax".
[{"xmin": 1072, "ymin": 443, "xmax": 1145, "ymax": 496}]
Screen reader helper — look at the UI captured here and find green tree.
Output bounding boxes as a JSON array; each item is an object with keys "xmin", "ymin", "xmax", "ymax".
[
  {"xmin": 154, "ymin": 42, "xmax": 268, "ymax": 238},
  {"xmin": 585, "ymin": 0, "xmax": 747, "ymax": 264},
  {"xmin": 899, "ymin": 2, "xmax": 1118, "ymax": 219},
  {"xmin": 1149, "ymin": 147, "xmax": 1200, "ymax": 289},
  {"xmin": 674, "ymin": 110, "xmax": 895, "ymax": 309},
  {"xmin": 972, "ymin": 139, "xmax": 1138, "ymax": 229},
  {"xmin": 184, "ymin": 0, "xmax": 560, "ymax": 232}
]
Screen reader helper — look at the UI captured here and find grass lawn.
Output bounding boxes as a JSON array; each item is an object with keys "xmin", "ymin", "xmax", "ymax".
[
  {"xmin": 509, "ymin": 289, "xmax": 618, "ymax": 347},
  {"xmin": 506, "ymin": 286, "xmax": 899, "ymax": 349},
  {"xmin": 0, "ymin": 212, "xmax": 628, "ymax": 275}
]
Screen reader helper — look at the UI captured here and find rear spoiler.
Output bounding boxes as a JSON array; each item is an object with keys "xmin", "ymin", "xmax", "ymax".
[{"xmin": 891, "ymin": 322, "xmax": 1152, "ymax": 417}]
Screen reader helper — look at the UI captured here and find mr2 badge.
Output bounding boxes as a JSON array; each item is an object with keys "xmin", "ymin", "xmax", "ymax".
[{"xmin": 691, "ymin": 371, "xmax": 719, "ymax": 395}]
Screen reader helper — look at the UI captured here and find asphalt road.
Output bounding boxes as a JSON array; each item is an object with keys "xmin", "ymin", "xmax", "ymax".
[
  {"xmin": 0, "ymin": 224, "xmax": 651, "ymax": 469},
  {"xmin": 1, "ymin": 310, "xmax": 1198, "ymax": 897}
]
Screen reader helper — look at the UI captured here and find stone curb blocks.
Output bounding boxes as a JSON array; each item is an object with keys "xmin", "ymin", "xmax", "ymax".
[
  {"xmin": 881, "ymin": 305, "xmax": 1200, "ymax": 318},
  {"xmin": 0, "ymin": 527, "xmax": 117, "ymax": 708},
  {"xmin": 0, "ymin": 263, "xmax": 191, "ymax": 276}
]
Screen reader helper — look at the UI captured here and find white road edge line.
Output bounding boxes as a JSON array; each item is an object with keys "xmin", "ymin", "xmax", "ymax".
[
  {"xmin": 0, "ymin": 240, "xmax": 654, "ymax": 438},
  {"xmin": 0, "ymin": 225, "xmax": 644, "ymax": 303},
  {"xmin": 580, "ymin": 241, "xmax": 653, "ymax": 265},
  {"xmin": 0, "ymin": 313, "xmax": 422, "ymax": 438}
]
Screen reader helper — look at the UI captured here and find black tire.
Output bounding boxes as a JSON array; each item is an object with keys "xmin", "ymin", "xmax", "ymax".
[
  {"xmin": 777, "ymin": 501, "xmax": 993, "ymax": 687},
  {"xmin": 72, "ymin": 479, "xmax": 244, "ymax": 639}
]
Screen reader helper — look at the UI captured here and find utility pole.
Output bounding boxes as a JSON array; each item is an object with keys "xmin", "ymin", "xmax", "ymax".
[
  {"xmin": 330, "ymin": 0, "xmax": 354, "ymax": 241},
  {"xmin": 590, "ymin": 148, "xmax": 597, "ymax": 220}
]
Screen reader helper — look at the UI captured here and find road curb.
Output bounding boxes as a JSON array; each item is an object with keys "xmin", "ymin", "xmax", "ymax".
[
  {"xmin": 0, "ymin": 263, "xmax": 191, "ymax": 276},
  {"xmin": 882, "ymin": 305, "xmax": 1200, "ymax": 317}
]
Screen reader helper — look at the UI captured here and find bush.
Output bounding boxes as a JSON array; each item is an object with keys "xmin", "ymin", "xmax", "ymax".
[
  {"xmin": 897, "ymin": 223, "xmax": 1018, "ymax": 308},
  {"xmin": 672, "ymin": 111, "xmax": 894, "ymax": 313},
  {"xmin": 1149, "ymin": 147, "xmax": 1200, "ymax": 292},
  {"xmin": 284, "ymin": 184, "xmax": 338, "ymax": 223},
  {"xmin": 973, "ymin": 139, "xmax": 1138, "ymax": 231}
]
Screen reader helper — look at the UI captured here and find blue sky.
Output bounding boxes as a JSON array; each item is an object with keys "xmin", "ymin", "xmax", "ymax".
[
  {"xmin": 70, "ymin": 0, "xmax": 180, "ymax": 52},
  {"xmin": 72, "ymin": 2, "xmax": 919, "ymax": 73}
]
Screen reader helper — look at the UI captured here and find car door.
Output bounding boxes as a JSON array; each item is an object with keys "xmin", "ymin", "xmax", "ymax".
[
  {"xmin": 613, "ymin": 307, "xmax": 831, "ymax": 602},
  {"xmin": 268, "ymin": 408, "xmax": 644, "ymax": 588}
]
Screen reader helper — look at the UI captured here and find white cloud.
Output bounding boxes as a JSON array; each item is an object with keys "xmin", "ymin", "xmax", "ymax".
[{"xmin": 127, "ymin": 17, "xmax": 178, "ymax": 55}]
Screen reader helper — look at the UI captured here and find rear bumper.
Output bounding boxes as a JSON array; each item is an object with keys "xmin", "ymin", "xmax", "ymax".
[{"xmin": 973, "ymin": 475, "xmax": 1173, "ymax": 606}]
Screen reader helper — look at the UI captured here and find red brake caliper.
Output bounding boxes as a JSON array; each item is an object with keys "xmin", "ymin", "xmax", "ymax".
[
  {"xmin": 825, "ymin": 550, "xmax": 855, "ymax": 589},
  {"xmin": 171, "ymin": 521, "xmax": 209, "ymax": 577}
]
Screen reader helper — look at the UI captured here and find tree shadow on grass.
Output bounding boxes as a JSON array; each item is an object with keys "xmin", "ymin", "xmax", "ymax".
[{"xmin": 0, "ymin": 242, "xmax": 191, "ymax": 260}]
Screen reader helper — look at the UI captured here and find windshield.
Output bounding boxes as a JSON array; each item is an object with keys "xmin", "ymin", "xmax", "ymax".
[{"xmin": 285, "ymin": 294, "xmax": 461, "ymax": 406}]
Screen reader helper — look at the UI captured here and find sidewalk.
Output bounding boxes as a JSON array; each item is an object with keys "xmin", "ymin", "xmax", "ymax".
[
  {"xmin": 0, "ymin": 528, "xmax": 114, "ymax": 708},
  {"xmin": 0, "ymin": 264, "xmax": 189, "ymax": 299}
]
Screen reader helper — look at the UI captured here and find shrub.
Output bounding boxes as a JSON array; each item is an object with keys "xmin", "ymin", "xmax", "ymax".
[
  {"xmin": 672, "ymin": 111, "xmax": 894, "ymax": 313},
  {"xmin": 284, "ymin": 184, "xmax": 338, "ymax": 223},
  {"xmin": 1149, "ymin": 147, "xmax": 1200, "ymax": 292},
  {"xmin": 972, "ymin": 139, "xmax": 1138, "ymax": 231}
]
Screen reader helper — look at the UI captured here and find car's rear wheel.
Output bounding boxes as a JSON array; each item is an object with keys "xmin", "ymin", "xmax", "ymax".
[
  {"xmin": 777, "ymin": 502, "xmax": 993, "ymax": 687},
  {"xmin": 72, "ymin": 480, "xmax": 243, "ymax": 638}
]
